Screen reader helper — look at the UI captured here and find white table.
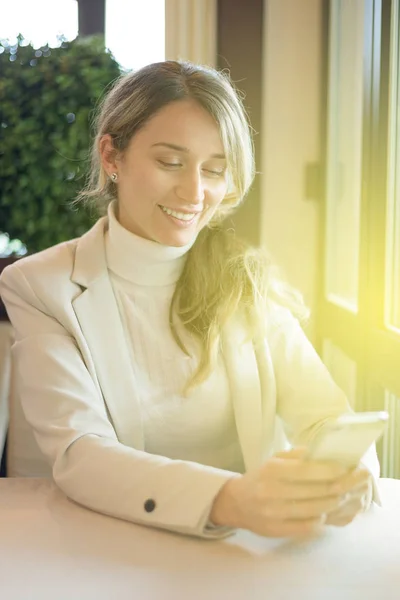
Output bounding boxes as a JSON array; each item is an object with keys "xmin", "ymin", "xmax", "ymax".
[{"xmin": 0, "ymin": 478, "xmax": 399, "ymax": 600}]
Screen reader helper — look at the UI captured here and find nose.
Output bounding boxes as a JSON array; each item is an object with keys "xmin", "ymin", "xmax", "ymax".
[{"xmin": 175, "ymin": 170, "xmax": 205, "ymax": 205}]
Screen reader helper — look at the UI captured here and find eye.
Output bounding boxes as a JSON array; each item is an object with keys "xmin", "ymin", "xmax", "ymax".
[
  {"xmin": 203, "ymin": 168, "xmax": 226, "ymax": 177},
  {"xmin": 157, "ymin": 160, "xmax": 226, "ymax": 177},
  {"xmin": 158, "ymin": 160, "xmax": 182, "ymax": 168}
]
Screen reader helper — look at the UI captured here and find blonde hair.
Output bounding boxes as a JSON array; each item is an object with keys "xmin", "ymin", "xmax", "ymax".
[{"xmin": 76, "ymin": 60, "xmax": 309, "ymax": 394}]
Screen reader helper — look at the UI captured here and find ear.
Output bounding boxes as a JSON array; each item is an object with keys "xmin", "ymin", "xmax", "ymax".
[{"xmin": 99, "ymin": 134, "xmax": 119, "ymax": 176}]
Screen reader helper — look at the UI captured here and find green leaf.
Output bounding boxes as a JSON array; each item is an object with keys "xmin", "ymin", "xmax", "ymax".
[{"xmin": 0, "ymin": 35, "xmax": 121, "ymax": 252}]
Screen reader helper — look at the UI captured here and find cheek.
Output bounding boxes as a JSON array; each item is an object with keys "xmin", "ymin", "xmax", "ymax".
[
  {"xmin": 122, "ymin": 164, "xmax": 168, "ymax": 201},
  {"xmin": 201, "ymin": 186, "xmax": 228, "ymax": 223},
  {"xmin": 141, "ymin": 164, "xmax": 177, "ymax": 195},
  {"xmin": 209, "ymin": 180, "xmax": 229, "ymax": 205}
]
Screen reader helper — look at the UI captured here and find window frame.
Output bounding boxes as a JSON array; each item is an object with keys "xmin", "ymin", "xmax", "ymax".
[{"xmin": 316, "ymin": 0, "xmax": 400, "ymax": 408}]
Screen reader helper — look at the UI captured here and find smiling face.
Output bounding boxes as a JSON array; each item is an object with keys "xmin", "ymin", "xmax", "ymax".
[{"xmin": 100, "ymin": 99, "xmax": 229, "ymax": 247}]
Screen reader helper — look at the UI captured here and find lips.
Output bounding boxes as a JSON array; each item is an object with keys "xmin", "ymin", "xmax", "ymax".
[{"xmin": 158, "ymin": 204, "xmax": 202, "ymax": 215}]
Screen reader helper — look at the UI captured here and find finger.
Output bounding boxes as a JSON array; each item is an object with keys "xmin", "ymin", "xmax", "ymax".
[
  {"xmin": 269, "ymin": 479, "xmax": 345, "ymax": 502},
  {"xmin": 331, "ymin": 468, "xmax": 372, "ymax": 494},
  {"xmin": 325, "ymin": 496, "xmax": 365, "ymax": 526},
  {"xmin": 328, "ymin": 482, "xmax": 370, "ymax": 513},
  {"xmin": 347, "ymin": 482, "xmax": 371, "ymax": 499},
  {"xmin": 334, "ymin": 481, "xmax": 369, "ymax": 502},
  {"xmin": 326, "ymin": 513, "xmax": 355, "ymax": 527},
  {"xmin": 264, "ymin": 494, "xmax": 349, "ymax": 521},
  {"xmin": 270, "ymin": 456, "xmax": 350, "ymax": 484},
  {"xmin": 330, "ymin": 492, "xmax": 366, "ymax": 515}
]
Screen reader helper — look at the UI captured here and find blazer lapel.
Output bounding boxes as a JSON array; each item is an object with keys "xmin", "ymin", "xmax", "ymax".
[
  {"xmin": 221, "ymin": 318, "xmax": 264, "ymax": 472},
  {"xmin": 71, "ymin": 218, "xmax": 144, "ymax": 450},
  {"xmin": 253, "ymin": 336, "xmax": 279, "ymax": 459}
]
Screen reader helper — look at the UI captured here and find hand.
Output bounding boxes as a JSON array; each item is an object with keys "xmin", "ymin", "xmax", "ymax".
[
  {"xmin": 324, "ymin": 465, "xmax": 373, "ymax": 526},
  {"xmin": 210, "ymin": 447, "xmax": 354, "ymax": 538}
]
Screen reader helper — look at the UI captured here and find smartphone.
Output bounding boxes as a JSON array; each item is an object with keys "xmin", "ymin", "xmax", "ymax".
[{"xmin": 304, "ymin": 411, "xmax": 389, "ymax": 467}]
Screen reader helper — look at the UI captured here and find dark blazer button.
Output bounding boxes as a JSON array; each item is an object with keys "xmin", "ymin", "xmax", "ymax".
[{"xmin": 144, "ymin": 499, "xmax": 156, "ymax": 513}]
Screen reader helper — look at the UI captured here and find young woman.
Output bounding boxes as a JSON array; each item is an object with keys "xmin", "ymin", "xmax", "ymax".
[{"xmin": 0, "ymin": 61, "xmax": 379, "ymax": 540}]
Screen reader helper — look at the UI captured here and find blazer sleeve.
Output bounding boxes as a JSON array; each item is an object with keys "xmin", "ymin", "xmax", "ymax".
[
  {"xmin": 0, "ymin": 263, "xmax": 237, "ymax": 539},
  {"xmin": 266, "ymin": 305, "xmax": 382, "ymax": 506}
]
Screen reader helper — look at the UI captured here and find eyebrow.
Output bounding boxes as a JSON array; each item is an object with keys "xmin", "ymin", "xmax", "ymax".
[{"xmin": 151, "ymin": 142, "xmax": 226, "ymax": 159}]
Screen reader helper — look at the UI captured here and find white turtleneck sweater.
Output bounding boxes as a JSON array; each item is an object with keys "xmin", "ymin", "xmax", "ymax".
[{"xmin": 104, "ymin": 203, "xmax": 245, "ymax": 529}]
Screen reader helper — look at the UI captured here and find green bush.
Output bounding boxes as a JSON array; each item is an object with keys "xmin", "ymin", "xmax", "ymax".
[{"xmin": 0, "ymin": 35, "xmax": 122, "ymax": 253}]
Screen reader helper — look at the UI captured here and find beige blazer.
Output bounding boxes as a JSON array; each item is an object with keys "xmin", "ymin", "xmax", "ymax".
[{"xmin": 0, "ymin": 216, "xmax": 381, "ymax": 538}]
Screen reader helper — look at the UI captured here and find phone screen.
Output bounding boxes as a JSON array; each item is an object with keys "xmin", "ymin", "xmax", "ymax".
[{"xmin": 306, "ymin": 421, "xmax": 387, "ymax": 467}]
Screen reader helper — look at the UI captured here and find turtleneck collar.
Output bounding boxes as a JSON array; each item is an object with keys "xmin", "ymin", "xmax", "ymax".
[{"xmin": 105, "ymin": 200, "xmax": 196, "ymax": 286}]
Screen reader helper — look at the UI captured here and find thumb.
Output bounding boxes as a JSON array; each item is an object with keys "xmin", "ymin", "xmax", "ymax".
[{"xmin": 274, "ymin": 446, "xmax": 307, "ymax": 460}]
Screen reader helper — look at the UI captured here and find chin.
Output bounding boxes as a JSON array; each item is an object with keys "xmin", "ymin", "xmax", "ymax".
[
  {"xmin": 154, "ymin": 225, "xmax": 199, "ymax": 248},
  {"xmin": 162, "ymin": 233, "xmax": 195, "ymax": 247}
]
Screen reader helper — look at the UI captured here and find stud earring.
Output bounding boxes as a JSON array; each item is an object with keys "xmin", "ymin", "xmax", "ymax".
[{"xmin": 110, "ymin": 172, "xmax": 118, "ymax": 183}]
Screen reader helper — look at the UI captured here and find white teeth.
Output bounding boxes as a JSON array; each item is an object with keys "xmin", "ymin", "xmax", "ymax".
[{"xmin": 160, "ymin": 205, "xmax": 196, "ymax": 221}]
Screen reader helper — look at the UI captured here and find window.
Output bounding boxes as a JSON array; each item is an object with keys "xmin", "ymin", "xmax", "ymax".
[
  {"xmin": 0, "ymin": 0, "xmax": 78, "ymax": 47},
  {"xmin": 318, "ymin": 0, "xmax": 400, "ymax": 477},
  {"xmin": 0, "ymin": 0, "xmax": 165, "ymax": 69},
  {"xmin": 325, "ymin": 0, "xmax": 365, "ymax": 313},
  {"xmin": 386, "ymin": 0, "xmax": 400, "ymax": 332},
  {"xmin": 105, "ymin": 0, "xmax": 165, "ymax": 70},
  {"xmin": 382, "ymin": 392, "xmax": 400, "ymax": 478}
]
